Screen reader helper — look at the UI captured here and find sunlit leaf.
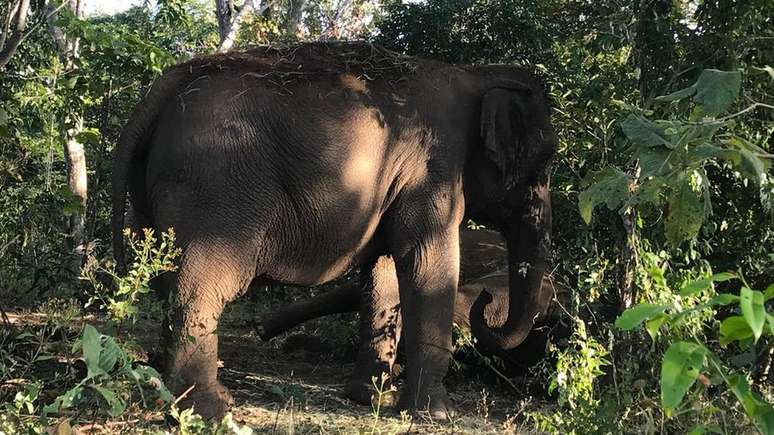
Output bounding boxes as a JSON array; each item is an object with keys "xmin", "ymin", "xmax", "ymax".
[
  {"xmin": 740, "ymin": 287, "xmax": 765, "ymax": 341},
  {"xmin": 615, "ymin": 303, "xmax": 669, "ymax": 330},
  {"xmin": 720, "ymin": 316, "xmax": 754, "ymax": 346},
  {"xmin": 679, "ymin": 272, "xmax": 736, "ymax": 296},
  {"xmin": 661, "ymin": 341, "xmax": 706, "ymax": 415}
]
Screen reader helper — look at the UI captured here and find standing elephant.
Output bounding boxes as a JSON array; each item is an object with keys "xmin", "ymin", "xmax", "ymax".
[
  {"xmin": 257, "ymin": 229, "xmax": 567, "ymax": 405},
  {"xmin": 112, "ymin": 42, "xmax": 555, "ymax": 419}
]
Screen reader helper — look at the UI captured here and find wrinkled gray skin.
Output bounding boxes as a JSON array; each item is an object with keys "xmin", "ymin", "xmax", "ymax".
[
  {"xmin": 258, "ymin": 229, "xmax": 562, "ymax": 405},
  {"xmin": 112, "ymin": 42, "xmax": 555, "ymax": 420}
]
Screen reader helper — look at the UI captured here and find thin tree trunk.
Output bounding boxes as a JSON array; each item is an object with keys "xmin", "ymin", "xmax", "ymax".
[
  {"xmin": 0, "ymin": 0, "xmax": 31, "ymax": 70},
  {"xmin": 217, "ymin": 0, "xmax": 255, "ymax": 52},
  {"xmin": 46, "ymin": 0, "xmax": 87, "ymax": 269},
  {"xmin": 286, "ymin": 0, "xmax": 305, "ymax": 38}
]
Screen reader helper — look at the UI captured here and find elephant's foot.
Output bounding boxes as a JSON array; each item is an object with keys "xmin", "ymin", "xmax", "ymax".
[
  {"xmin": 397, "ymin": 383, "xmax": 455, "ymax": 421},
  {"xmin": 176, "ymin": 381, "xmax": 234, "ymax": 421},
  {"xmin": 344, "ymin": 378, "xmax": 398, "ymax": 407}
]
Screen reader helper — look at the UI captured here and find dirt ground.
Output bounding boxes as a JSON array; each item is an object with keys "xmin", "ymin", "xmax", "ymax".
[{"xmin": 6, "ymin": 297, "xmax": 552, "ymax": 434}]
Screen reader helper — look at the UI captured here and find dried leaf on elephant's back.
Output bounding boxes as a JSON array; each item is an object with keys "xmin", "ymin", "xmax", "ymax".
[
  {"xmin": 665, "ymin": 175, "xmax": 706, "ymax": 245},
  {"xmin": 578, "ymin": 167, "xmax": 631, "ymax": 224}
]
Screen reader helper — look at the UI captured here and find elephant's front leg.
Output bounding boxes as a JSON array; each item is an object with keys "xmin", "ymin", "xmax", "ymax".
[
  {"xmin": 345, "ymin": 255, "xmax": 402, "ymax": 406},
  {"xmin": 163, "ymin": 243, "xmax": 249, "ymax": 420},
  {"xmin": 392, "ymin": 214, "xmax": 461, "ymax": 420}
]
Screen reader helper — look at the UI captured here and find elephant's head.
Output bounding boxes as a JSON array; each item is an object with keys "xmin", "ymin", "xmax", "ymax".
[{"xmin": 463, "ymin": 68, "xmax": 556, "ymax": 351}]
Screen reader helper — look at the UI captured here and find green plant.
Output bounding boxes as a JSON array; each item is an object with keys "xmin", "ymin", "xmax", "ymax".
[
  {"xmin": 82, "ymin": 228, "xmax": 180, "ymax": 324},
  {"xmin": 42, "ymin": 324, "xmax": 172, "ymax": 418},
  {"xmin": 616, "ymin": 273, "xmax": 774, "ymax": 433},
  {"xmin": 579, "ymin": 68, "xmax": 772, "ymax": 247},
  {"xmin": 529, "ymin": 319, "xmax": 611, "ymax": 434}
]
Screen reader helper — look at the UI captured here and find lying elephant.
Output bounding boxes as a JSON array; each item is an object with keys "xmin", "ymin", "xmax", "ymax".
[
  {"xmin": 113, "ymin": 42, "xmax": 556, "ymax": 419},
  {"xmin": 257, "ymin": 229, "xmax": 565, "ymax": 404}
]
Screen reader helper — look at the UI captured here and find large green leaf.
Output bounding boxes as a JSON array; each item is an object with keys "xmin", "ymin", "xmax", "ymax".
[
  {"xmin": 679, "ymin": 272, "xmax": 736, "ymax": 297},
  {"xmin": 621, "ymin": 115, "xmax": 673, "ymax": 147},
  {"xmin": 665, "ymin": 176, "xmax": 706, "ymax": 245},
  {"xmin": 727, "ymin": 374, "xmax": 774, "ymax": 434},
  {"xmin": 719, "ymin": 316, "xmax": 754, "ymax": 346},
  {"xmin": 692, "ymin": 69, "xmax": 741, "ymax": 117},
  {"xmin": 655, "ymin": 85, "xmax": 696, "ymax": 102},
  {"xmin": 92, "ymin": 385, "xmax": 126, "ymax": 417},
  {"xmin": 615, "ymin": 303, "xmax": 669, "ymax": 330},
  {"xmin": 80, "ymin": 325, "xmax": 106, "ymax": 378},
  {"xmin": 740, "ymin": 287, "xmax": 765, "ymax": 341},
  {"xmin": 578, "ymin": 167, "xmax": 631, "ymax": 224},
  {"xmin": 661, "ymin": 341, "xmax": 706, "ymax": 415}
]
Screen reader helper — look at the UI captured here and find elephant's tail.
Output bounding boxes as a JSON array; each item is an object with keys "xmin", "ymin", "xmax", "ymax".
[{"xmin": 112, "ymin": 71, "xmax": 181, "ymax": 274}]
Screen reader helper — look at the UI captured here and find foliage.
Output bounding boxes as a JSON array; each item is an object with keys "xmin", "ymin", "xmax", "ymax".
[
  {"xmin": 82, "ymin": 228, "xmax": 180, "ymax": 323},
  {"xmin": 617, "ymin": 272, "xmax": 774, "ymax": 433},
  {"xmin": 580, "ymin": 68, "xmax": 772, "ymax": 246},
  {"xmin": 528, "ymin": 320, "xmax": 610, "ymax": 434}
]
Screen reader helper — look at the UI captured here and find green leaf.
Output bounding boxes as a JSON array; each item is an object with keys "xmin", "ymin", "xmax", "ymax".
[
  {"xmin": 661, "ymin": 341, "xmax": 706, "ymax": 415},
  {"xmin": 765, "ymin": 284, "xmax": 774, "ymax": 301},
  {"xmin": 0, "ymin": 107, "xmax": 7, "ymax": 126},
  {"xmin": 693, "ymin": 69, "xmax": 741, "ymax": 117},
  {"xmin": 92, "ymin": 385, "xmax": 126, "ymax": 417},
  {"xmin": 578, "ymin": 167, "xmax": 631, "ymax": 224},
  {"xmin": 665, "ymin": 176, "xmax": 705, "ymax": 245},
  {"xmin": 679, "ymin": 272, "xmax": 736, "ymax": 296},
  {"xmin": 75, "ymin": 129, "xmax": 101, "ymax": 145},
  {"xmin": 615, "ymin": 303, "xmax": 669, "ymax": 330},
  {"xmin": 621, "ymin": 114, "xmax": 673, "ymax": 147},
  {"xmin": 727, "ymin": 374, "xmax": 774, "ymax": 434},
  {"xmin": 720, "ymin": 316, "xmax": 754, "ymax": 346},
  {"xmin": 737, "ymin": 148, "xmax": 767, "ymax": 185},
  {"xmin": 81, "ymin": 325, "xmax": 106, "ymax": 378},
  {"xmin": 655, "ymin": 85, "xmax": 696, "ymax": 102},
  {"xmin": 709, "ymin": 293, "xmax": 740, "ymax": 306},
  {"xmin": 740, "ymin": 287, "xmax": 765, "ymax": 341},
  {"xmin": 645, "ymin": 313, "xmax": 669, "ymax": 341},
  {"xmin": 98, "ymin": 336, "xmax": 121, "ymax": 373}
]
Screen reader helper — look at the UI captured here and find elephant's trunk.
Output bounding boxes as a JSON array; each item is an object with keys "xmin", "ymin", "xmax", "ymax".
[{"xmin": 469, "ymin": 177, "xmax": 552, "ymax": 351}]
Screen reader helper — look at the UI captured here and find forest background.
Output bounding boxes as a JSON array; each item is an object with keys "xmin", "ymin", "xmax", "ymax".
[{"xmin": 0, "ymin": 0, "xmax": 772, "ymax": 433}]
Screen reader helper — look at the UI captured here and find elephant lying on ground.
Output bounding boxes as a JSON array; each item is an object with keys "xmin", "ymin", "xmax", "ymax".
[
  {"xmin": 113, "ymin": 42, "xmax": 556, "ymax": 419},
  {"xmin": 257, "ymin": 229, "xmax": 566, "ymax": 404}
]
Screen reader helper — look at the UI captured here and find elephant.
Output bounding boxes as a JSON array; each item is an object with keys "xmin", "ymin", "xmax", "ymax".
[
  {"xmin": 112, "ymin": 42, "xmax": 556, "ymax": 420},
  {"xmin": 256, "ymin": 229, "xmax": 567, "ymax": 405}
]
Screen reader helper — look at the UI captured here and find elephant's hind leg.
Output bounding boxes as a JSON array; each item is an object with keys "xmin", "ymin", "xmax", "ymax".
[
  {"xmin": 345, "ymin": 256, "xmax": 402, "ymax": 406},
  {"xmin": 163, "ymin": 241, "xmax": 254, "ymax": 420}
]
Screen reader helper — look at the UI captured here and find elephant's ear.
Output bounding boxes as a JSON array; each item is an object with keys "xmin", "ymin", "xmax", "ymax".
[{"xmin": 480, "ymin": 87, "xmax": 530, "ymax": 189}]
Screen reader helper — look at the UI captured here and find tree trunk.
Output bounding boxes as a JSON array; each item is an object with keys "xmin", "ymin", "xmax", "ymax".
[
  {"xmin": 46, "ymin": 0, "xmax": 87, "ymax": 269},
  {"xmin": 286, "ymin": 0, "xmax": 305, "ymax": 38},
  {"xmin": 0, "ymin": 0, "xmax": 31, "ymax": 70},
  {"xmin": 216, "ymin": 0, "xmax": 255, "ymax": 53}
]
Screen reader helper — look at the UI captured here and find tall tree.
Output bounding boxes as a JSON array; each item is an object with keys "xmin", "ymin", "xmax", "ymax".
[
  {"xmin": 45, "ymin": 0, "xmax": 88, "ymax": 268},
  {"xmin": 0, "ymin": 0, "xmax": 31, "ymax": 69}
]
